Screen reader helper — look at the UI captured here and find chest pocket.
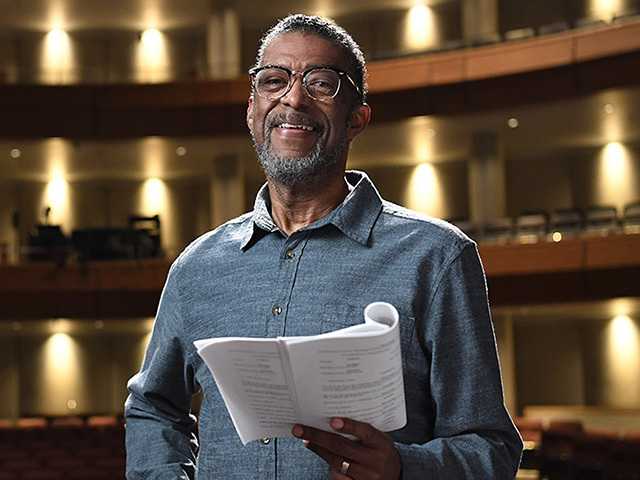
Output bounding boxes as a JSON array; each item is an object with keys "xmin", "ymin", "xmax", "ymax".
[{"xmin": 319, "ymin": 302, "xmax": 416, "ymax": 353}]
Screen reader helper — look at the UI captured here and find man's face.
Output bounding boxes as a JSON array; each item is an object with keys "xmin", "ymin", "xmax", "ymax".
[{"xmin": 247, "ymin": 32, "xmax": 370, "ymax": 186}]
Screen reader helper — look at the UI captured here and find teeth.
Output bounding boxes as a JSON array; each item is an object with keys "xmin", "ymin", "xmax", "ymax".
[{"xmin": 279, "ymin": 123, "xmax": 314, "ymax": 131}]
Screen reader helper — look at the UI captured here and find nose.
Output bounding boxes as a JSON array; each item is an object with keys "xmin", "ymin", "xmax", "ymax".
[{"xmin": 280, "ymin": 73, "xmax": 310, "ymax": 110}]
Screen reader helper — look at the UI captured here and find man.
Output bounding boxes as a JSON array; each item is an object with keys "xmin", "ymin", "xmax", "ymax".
[{"xmin": 125, "ymin": 14, "xmax": 523, "ymax": 479}]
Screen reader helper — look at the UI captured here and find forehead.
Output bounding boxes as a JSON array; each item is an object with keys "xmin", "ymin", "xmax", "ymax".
[{"xmin": 261, "ymin": 32, "xmax": 350, "ymax": 71}]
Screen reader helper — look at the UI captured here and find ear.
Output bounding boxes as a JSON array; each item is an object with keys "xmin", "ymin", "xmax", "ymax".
[
  {"xmin": 246, "ymin": 96, "xmax": 254, "ymax": 134},
  {"xmin": 346, "ymin": 103, "xmax": 371, "ymax": 142}
]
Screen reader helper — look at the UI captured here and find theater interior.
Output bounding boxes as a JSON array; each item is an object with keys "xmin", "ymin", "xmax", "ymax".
[{"xmin": 1, "ymin": 0, "xmax": 640, "ymax": 478}]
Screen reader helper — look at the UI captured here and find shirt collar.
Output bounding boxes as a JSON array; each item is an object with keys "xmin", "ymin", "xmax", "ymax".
[{"xmin": 240, "ymin": 170, "xmax": 383, "ymax": 250}]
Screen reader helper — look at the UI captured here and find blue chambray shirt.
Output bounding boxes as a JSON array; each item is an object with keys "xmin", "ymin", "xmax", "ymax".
[{"xmin": 125, "ymin": 171, "xmax": 523, "ymax": 479}]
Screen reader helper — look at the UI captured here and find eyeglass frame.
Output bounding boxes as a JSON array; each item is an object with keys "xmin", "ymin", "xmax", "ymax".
[{"xmin": 248, "ymin": 64, "xmax": 363, "ymax": 103}]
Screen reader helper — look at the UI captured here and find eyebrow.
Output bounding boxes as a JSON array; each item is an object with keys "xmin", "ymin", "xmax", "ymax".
[{"xmin": 260, "ymin": 63, "xmax": 345, "ymax": 72}]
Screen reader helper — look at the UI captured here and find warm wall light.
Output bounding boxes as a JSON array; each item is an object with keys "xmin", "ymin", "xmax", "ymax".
[
  {"xmin": 596, "ymin": 142, "xmax": 635, "ymax": 209},
  {"xmin": 405, "ymin": 2, "xmax": 438, "ymax": 50},
  {"xmin": 136, "ymin": 28, "xmax": 170, "ymax": 82},
  {"xmin": 42, "ymin": 332, "xmax": 82, "ymax": 414},
  {"xmin": 10, "ymin": 148, "xmax": 21, "ymax": 159},
  {"xmin": 605, "ymin": 315, "xmax": 640, "ymax": 407},
  {"xmin": 405, "ymin": 163, "xmax": 444, "ymax": 217},
  {"xmin": 140, "ymin": 177, "xmax": 167, "ymax": 216},
  {"xmin": 41, "ymin": 138, "xmax": 72, "ymax": 229},
  {"xmin": 41, "ymin": 28, "xmax": 75, "ymax": 83},
  {"xmin": 590, "ymin": 0, "xmax": 624, "ymax": 20}
]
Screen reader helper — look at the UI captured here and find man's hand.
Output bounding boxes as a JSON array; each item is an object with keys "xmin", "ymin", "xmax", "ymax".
[{"xmin": 292, "ymin": 418, "xmax": 401, "ymax": 480}]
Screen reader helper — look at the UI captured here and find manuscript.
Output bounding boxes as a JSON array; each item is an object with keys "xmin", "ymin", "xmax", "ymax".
[{"xmin": 194, "ymin": 302, "xmax": 407, "ymax": 445}]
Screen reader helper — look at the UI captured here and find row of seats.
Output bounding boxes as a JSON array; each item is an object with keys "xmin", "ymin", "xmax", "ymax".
[
  {"xmin": 0, "ymin": 416, "xmax": 125, "ymax": 480},
  {"xmin": 449, "ymin": 202, "xmax": 640, "ymax": 244},
  {"xmin": 515, "ymin": 417, "xmax": 640, "ymax": 480},
  {"xmin": 373, "ymin": 8, "xmax": 640, "ymax": 60}
]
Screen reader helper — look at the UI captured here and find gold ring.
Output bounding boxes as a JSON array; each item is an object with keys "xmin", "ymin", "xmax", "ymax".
[{"xmin": 340, "ymin": 460, "xmax": 350, "ymax": 475}]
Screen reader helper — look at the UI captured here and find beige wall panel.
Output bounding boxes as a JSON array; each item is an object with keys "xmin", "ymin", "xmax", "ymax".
[
  {"xmin": 506, "ymin": 154, "xmax": 574, "ymax": 216},
  {"xmin": 365, "ymin": 162, "xmax": 469, "ymax": 220},
  {"xmin": 493, "ymin": 314, "xmax": 518, "ymax": 417},
  {"xmin": 0, "ymin": 182, "xmax": 17, "ymax": 262},
  {"xmin": 515, "ymin": 322, "xmax": 586, "ymax": 409},
  {"xmin": 0, "ymin": 337, "xmax": 19, "ymax": 419},
  {"xmin": 582, "ymin": 318, "xmax": 640, "ymax": 409},
  {"xmin": 572, "ymin": 145, "xmax": 640, "ymax": 213},
  {"xmin": 69, "ymin": 181, "xmax": 110, "ymax": 229},
  {"xmin": 17, "ymin": 334, "xmax": 112, "ymax": 416}
]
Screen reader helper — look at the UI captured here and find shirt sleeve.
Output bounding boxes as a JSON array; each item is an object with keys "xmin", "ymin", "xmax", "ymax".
[
  {"xmin": 124, "ymin": 260, "xmax": 199, "ymax": 479},
  {"xmin": 395, "ymin": 242, "xmax": 523, "ymax": 479}
]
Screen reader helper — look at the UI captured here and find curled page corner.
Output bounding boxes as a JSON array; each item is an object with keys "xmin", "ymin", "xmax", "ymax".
[{"xmin": 364, "ymin": 302, "xmax": 399, "ymax": 328}]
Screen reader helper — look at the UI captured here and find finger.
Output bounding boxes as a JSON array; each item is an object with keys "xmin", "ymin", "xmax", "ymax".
[
  {"xmin": 293, "ymin": 424, "xmax": 370, "ymax": 464},
  {"xmin": 330, "ymin": 417, "xmax": 388, "ymax": 448}
]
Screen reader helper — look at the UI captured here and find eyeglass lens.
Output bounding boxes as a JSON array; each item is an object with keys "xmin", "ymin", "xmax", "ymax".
[{"xmin": 255, "ymin": 68, "xmax": 340, "ymax": 101}]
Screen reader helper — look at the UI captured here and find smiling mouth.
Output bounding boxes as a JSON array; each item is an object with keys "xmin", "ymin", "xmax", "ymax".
[{"xmin": 277, "ymin": 122, "xmax": 316, "ymax": 132}]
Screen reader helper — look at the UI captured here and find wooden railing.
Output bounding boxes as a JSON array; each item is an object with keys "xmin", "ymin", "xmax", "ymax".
[{"xmin": 1, "ymin": 233, "xmax": 639, "ymax": 319}]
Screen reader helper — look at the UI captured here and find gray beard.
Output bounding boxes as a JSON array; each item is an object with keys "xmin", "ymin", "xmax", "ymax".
[{"xmin": 253, "ymin": 125, "xmax": 348, "ymax": 187}]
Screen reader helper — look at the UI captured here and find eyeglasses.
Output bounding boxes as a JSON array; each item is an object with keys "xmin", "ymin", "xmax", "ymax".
[{"xmin": 249, "ymin": 65, "xmax": 362, "ymax": 103}]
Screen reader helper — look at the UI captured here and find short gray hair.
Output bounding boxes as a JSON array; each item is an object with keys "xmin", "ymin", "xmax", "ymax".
[{"xmin": 253, "ymin": 14, "xmax": 368, "ymax": 103}]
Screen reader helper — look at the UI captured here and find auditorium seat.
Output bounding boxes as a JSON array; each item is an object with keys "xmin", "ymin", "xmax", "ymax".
[
  {"xmin": 574, "ymin": 17, "xmax": 608, "ymax": 28},
  {"xmin": 21, "ymin": 471, "xmax": 65, "ymax": 480},
  {"xmin": 87, "ymin": 415, "xmax": 119, "ymax": 428},
  {"xmin": 481, "ymin": 217, "xmax": 514, "ymax": 244},
  {"xmin": 516, "ymin": 211, "xmax": 548, "ymax": 243},
  {"xmin": 585, "ymin": 206, "xmax": 619, "ymax": 236},
  {"xmin": 504, "ymin": 27, "xmax": 536, "ymax": 41},
  {"xmin": 50, "ymin": 416, "xmax": 85, "ymax": 428},
  {"xmin": 539, "ymin": 421, "xmax": 583, "ymax": 480},
  {"xmin": 605, "ymin": 433, "xmax": 640, "ymax": 480},
  {"xmin": 65, "ymin": 468, "xmax": 113, "ymax": 479},
  {"xmin": 612, "ymin": 8, "xmax": 640, "ymax": 23},
  {"xmin": 573, "ymin": 429, "xmax": 619, "ymax": 480},
  {"xmin": 467, "ymin": 32, "xmax": 502, "ymax": 47},
  {"xmin": 622, "ymin": 201, "xmax": 640, "ymax": 233},
  {"xmin": 549, "ymin": 208, "xmax": 584, "ymax": 238},
  {"xmin": 538, "ymin": 21, "xmax": 569, "ymax": 35},
  {"xmin": 16, "ymin": 417, "xmax": 47, "ymax": 429}
]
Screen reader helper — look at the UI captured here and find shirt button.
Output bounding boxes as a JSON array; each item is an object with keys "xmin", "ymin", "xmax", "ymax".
[
  {"xmin": 272, "ymin": 305, "xmax": 282, "ymax": 316},
  {"xmin": 260, "ymin": 437, "xmax": 271, "ymax": 445},
  {"xmin": 286, "ymin": 249, "xmax": 295, "ymax": 259}
]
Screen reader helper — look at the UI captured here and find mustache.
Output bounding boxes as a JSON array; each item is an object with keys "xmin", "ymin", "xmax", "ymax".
[{"xmin": 266, "ymin": 112, "xmax": 322, "ymax": 131}]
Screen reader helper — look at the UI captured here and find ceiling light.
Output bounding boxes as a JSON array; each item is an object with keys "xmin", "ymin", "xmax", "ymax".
[
  {"xmin": 603, "ymin": 103, "xmax": 615, "ymax": 114},
  {"xmin": 507, "ymin": 118, "xmax": 519, "ymax": 129},
  {"xmin": 10, "ymin": 148, "xmax": 21, "ymax": 159},
  {"xmin": 176, "ymin": 146, "xmax": 187, "ymax": 156}
]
